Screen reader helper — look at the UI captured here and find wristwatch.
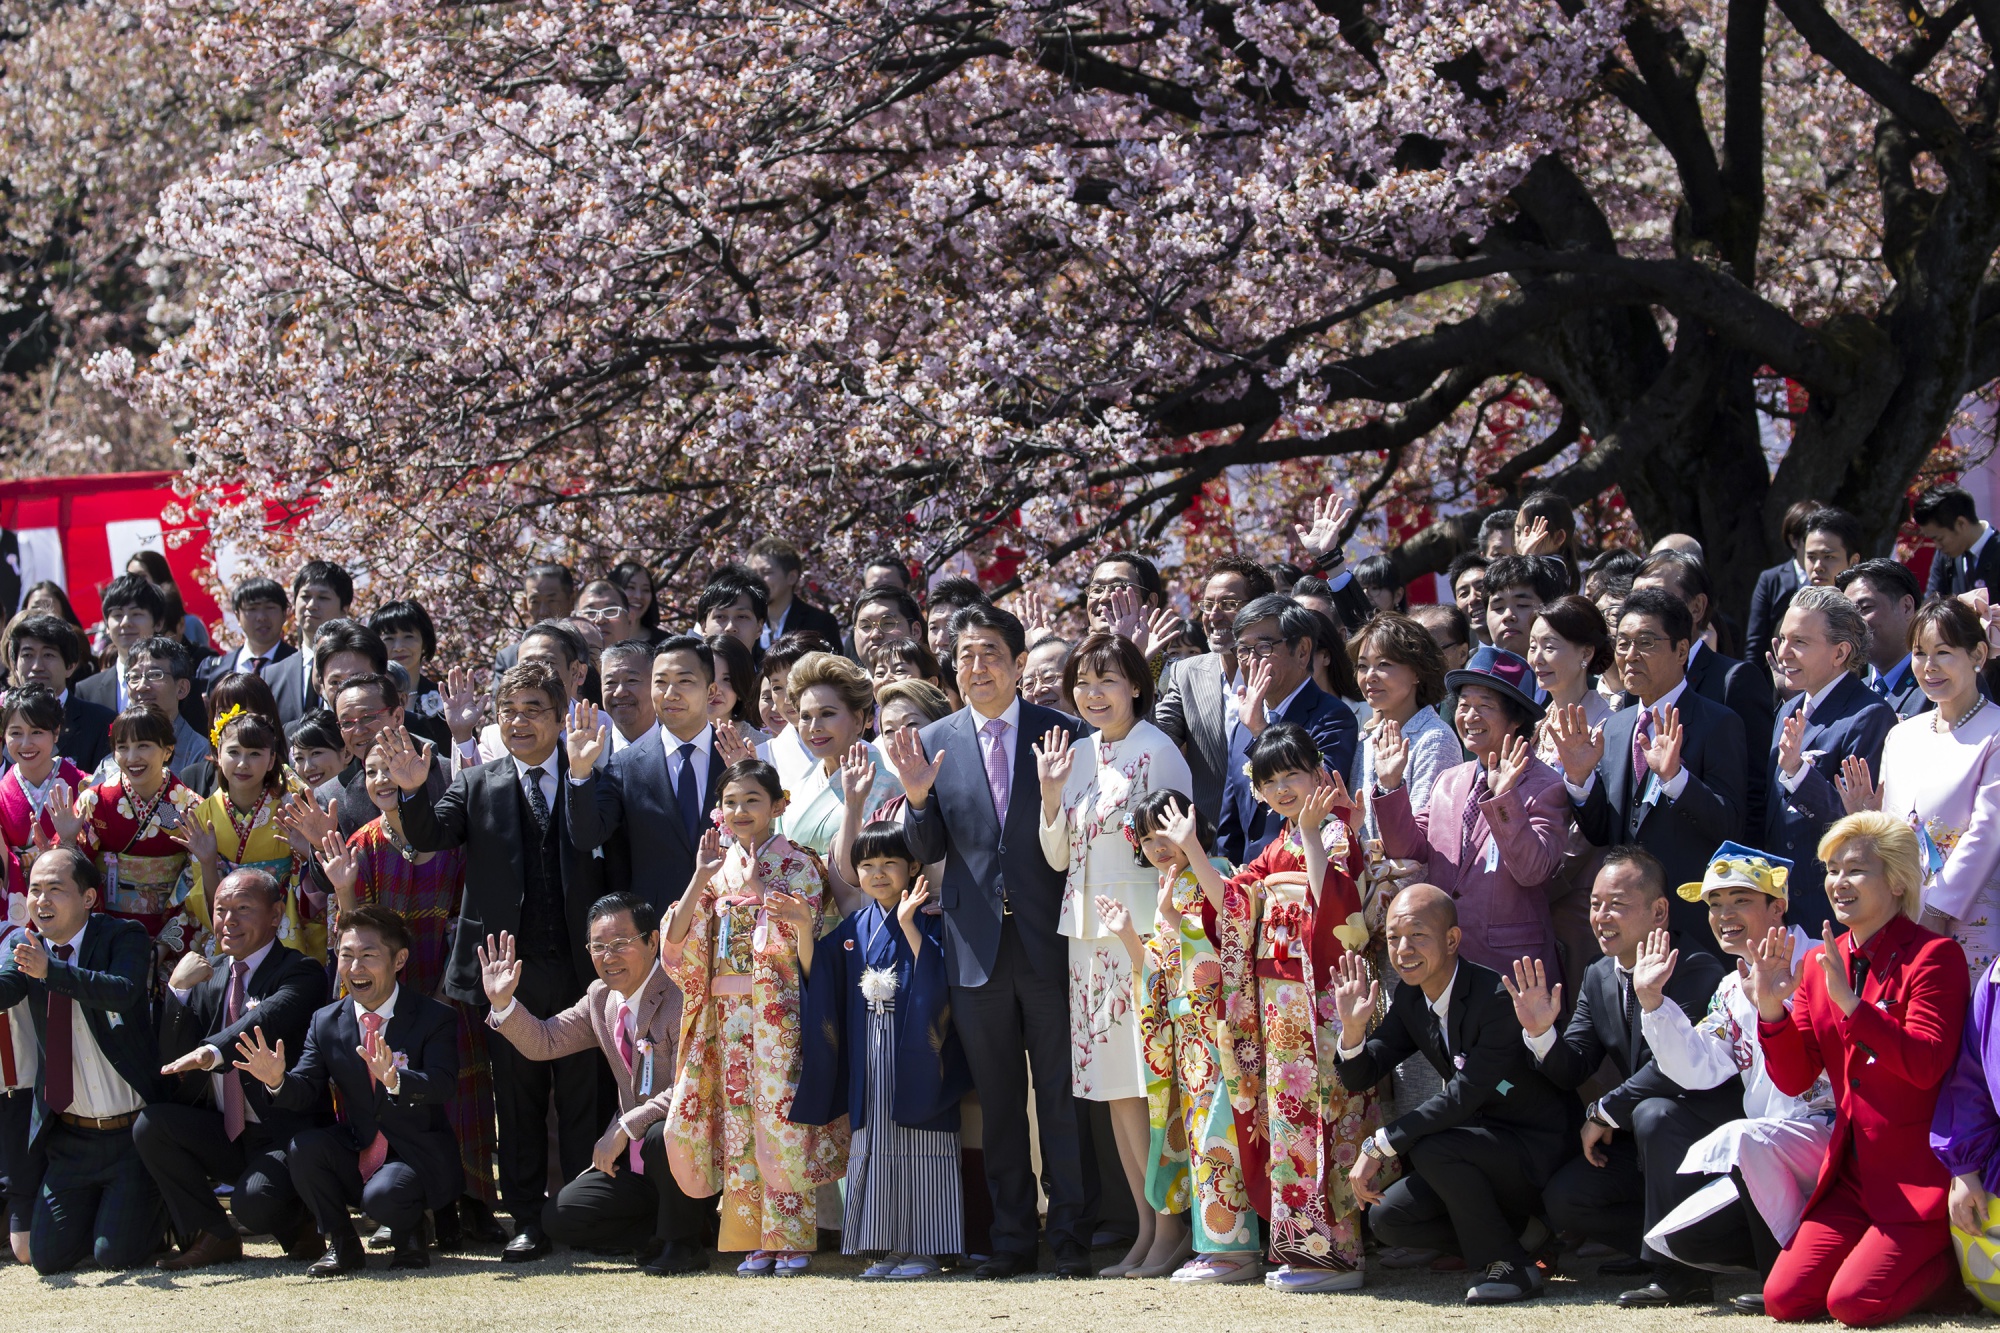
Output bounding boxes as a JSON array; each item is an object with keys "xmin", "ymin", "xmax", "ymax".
[
  {"xmin": 1307, "ymin": 547, "xmax": 1347, "ymax": 575},
  {"xmin": 1586, "ymin": 1100, "xmax": 1614, "ymax": 1129}
]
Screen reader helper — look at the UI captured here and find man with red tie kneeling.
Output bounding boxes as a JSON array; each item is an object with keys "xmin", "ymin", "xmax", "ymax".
[
  {"xmin": 233, "ymin": 905, "xmax": 461, "ymax": 1275},
  {"xmin": 0, "ymin": 847, "xmax": 165, "ymax": 1274}
]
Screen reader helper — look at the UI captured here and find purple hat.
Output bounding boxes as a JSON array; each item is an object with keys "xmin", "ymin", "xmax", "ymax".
[{"xmin": 1444, "ymin": 644, "xmax": 1544, "ymax": 721}]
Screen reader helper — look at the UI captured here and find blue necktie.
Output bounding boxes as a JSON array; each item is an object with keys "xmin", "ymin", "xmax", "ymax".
[{"xmin": 674, "ymin": 742, "xmax": 701, "ymax": 841}]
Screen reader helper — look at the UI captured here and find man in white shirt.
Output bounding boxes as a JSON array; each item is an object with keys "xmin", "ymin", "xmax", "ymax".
[
  {"xmin": 1916, "ymin": 483, "xmax": 2000, "ymax": 598},
  {"xmin": 481, "ymin": 895, "xmax": 712, "ymax": 1276},
  {"xmin": 0, "ymin": 847, "xmax": 163, "ymax": 1274},
  {"xmin": 597, "ymin": 640, "xmax": 657, "ymax": 754}
]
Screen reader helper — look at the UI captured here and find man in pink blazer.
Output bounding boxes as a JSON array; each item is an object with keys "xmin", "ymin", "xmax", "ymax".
[
  {"xmin": 478, "ymin": 893, "xmax": 716, "ymax": 1274},
  {"xmin": 1373, "ymin": 645, "xmax": 1572, "ymax": 988}
]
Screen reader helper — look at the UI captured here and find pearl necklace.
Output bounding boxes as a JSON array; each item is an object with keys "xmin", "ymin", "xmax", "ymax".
[{"xmin": 1936, "ymin": 694, "xmax": 1988, "ymax": 733}]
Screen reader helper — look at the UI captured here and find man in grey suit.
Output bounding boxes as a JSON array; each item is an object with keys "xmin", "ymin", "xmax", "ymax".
[
  {"xmin": 882, "ymin": 604, "xmax": 1090, "ymax": 1280},
  {"xmin": 1152, "ymin": 556, "xmax": 1274, "ymax": 823}
]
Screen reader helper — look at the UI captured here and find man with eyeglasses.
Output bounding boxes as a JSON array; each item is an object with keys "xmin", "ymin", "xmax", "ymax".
[
  {"xmin": 77, "ymin": 575, "xmax": 202, "ymax": 735},
  {"xmin": 479, "ymin": 894, "xmax": 715, "ymax": 1276},
  {"xmin": 571, "ymin": 580, "xmax": 638, "ymax": 649},
  {"xmin": 1546, "ymin": 588, "xmax": 1748, "ymax": 952},
  {"xmin": 1153, "ymin": 557, "xmax": 1278, "ymax": 827},
  {"xmin": 388, "ymin": 662, "xmax": 605, "ymax": 1264},
  {"xmin": 88, "ymin": 638, "xmax": 210, "ymax": 785}
]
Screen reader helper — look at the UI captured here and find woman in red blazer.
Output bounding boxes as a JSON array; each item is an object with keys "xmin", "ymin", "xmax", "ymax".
[{"xmin": 1750, "ymin": 811, "xmax": 1970, "ymax": 1326}]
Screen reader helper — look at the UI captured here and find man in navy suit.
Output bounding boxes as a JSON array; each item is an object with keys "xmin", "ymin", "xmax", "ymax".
[
  {"xmin": 1214, "ymin": 594, "xmax": 1359, "ymax": 863},
  {"xmin": 198, "ymin": 577, "xmax": 297, "ymax": 695},
  {"xmin": 1765, "ymin": 585, "xmax": 1898, "ymax": 933},
  {"xmin": 1837, "ymin": 559, "xmax": 1929, "ymax": 719},
  {"xmin": 236, "ymin": 904, "xmax": 461, "ymax": 1274},
  {"xmin": 1549, "ymin": 588, "xmax": 1746, "ymax": 952},
  {"xmin": 1745, "ymin": 498, "xmax": 1822, "ymax": 684},
  {"xmin": 389, "ymin": 661, "xmax": 602, "ymax": 1262},
  {"xmin": 0, "ymin": 848, "xmax": 164, "ymax": 1274},
  {"xmin": 883, "ymin": 603, "xmax": 1093, "ymax": 1280},
  {"xmin": 568, "ymin": 635, "xmax": 725, "ymax": 916},
  {"xmin": 1916, "ymin": 482, "xmax": 2000, "ymax": 599}
]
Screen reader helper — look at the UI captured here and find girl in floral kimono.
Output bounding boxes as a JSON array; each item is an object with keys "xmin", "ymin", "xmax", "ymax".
[
  {"xmin": 662, "ymin": 758, "xmax": 845, "ymax": 1275},
  {"xmin": 178, "ymin": 707, "xmax": 325, "ymax": 963},
  {"xmin": 1205, "ymin": 721, "xmax": 1379, "ymax": 1293},
  {"xmin": 50, "ymin": 706, "xmax": 202, "ymax": 977},
  {"xmin": 1098, "ymin": 789, "xmax": 1263, "ymax": 1283},
  {"xmin": 0, "ymin": 687, "xmax": 85, "ymax": 924}
]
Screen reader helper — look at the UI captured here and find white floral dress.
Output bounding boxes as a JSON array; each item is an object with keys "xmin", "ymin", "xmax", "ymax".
[{"xmin": 1039, "ymin": 720, "xmax": 1194, "ymax": 1100}]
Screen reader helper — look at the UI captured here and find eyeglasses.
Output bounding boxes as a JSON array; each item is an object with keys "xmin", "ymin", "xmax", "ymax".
[
  {"xmin": 1199, "ymin": 597, "xmax": 1244, "ymax": 616},
  {"xmin": 586, "ymin": 936, "xmax": 644, "ymax": 958},
  {"xmin": 336, "ymin": 707, "xmax": 394, "ymax": 734},
  {"xmin": 1236, "ymin": 637, "xmax": 1291, "ymax": 660},
  {"xmin": 572, "ymin": 606, "xmax": 626, "ymax": 622},
  {"xmin": 1614, "ymin": 634, "xmax": 1671, "ymax": 656},
  {"xmin": 498, "ymin": 705, "xmax": 555, "ymax": 723},
  {"xmin": 123, "ymin": 667, "xmax": 173, "ymax": 685},
  {"xmin": 1085, "ymin": 579, "xmax": 1142, "ymax": 596},
  {"xmin": 854, "ymin": 615, "xmax": 907, "ymax": 634}
]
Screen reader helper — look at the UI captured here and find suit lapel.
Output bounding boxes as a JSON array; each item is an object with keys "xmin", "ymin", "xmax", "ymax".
[
  {"xmin": 1005, "ymin": 702, "xmax": 1047, "ymax": 840},
  {"xmin": 634, "ymin": 731, "xmax": 689, "ymax": 854},
  {"xmin": 1603, "ymin": 707, "xmax": 1640, "ymax": 819},
  {"xmin": 1446, "ymin": 964, "xmax": 1474, "ymax": 1062},
  {"xmin": 945, "ymin": 711, "xmax": 998, "ymax": 838}
]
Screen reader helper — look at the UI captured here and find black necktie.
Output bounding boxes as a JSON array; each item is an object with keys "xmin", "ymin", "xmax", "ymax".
[
  {"xmin": 674, "ymin": 743, "xmax": 700, "ymax": 842},
  {"xmin": 1849, "ymin": 949, "xmax": 1870, "ymax": 996},
  {"xmin": 524, "ymin": 766, "xmax": 550, "ymax": 832}
]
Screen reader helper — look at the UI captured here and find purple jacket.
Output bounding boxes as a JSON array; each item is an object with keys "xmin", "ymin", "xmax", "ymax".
[
  {"xmin": 1375, "ymin": 755, "xmax": 1570, "ymax": 986},
  {"xmin": 1931, "ymin": 958, "xmax": 2000, "ymax": 1195}
]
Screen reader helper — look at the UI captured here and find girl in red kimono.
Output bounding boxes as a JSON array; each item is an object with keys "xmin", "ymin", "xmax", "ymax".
[
  {"xmin": 1752, "ymin": 811, "xmax": 1971, "ymax": 1326},
  {"xmin": 1200, "ymin": 720, "xmax": 1379, "ymax": 1293},
  {"xmin": 0, "ymin": 687, "xmax": 85, "ymax": 923}
]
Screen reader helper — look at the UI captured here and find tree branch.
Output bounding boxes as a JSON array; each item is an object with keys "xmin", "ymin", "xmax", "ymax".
[{"xmin": 1773, "ymin": 0, "xmax": 1967, "ymax": 159}]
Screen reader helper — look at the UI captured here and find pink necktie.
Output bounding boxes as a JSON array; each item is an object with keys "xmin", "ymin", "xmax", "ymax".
[
  {"xmin": 357, "ymin": 1010, "xmax": 389, "ymax": 1181},
  {"xmin": 222, "ymin": 959, "xmax": 247, "ymax": 1140},
  {"xmin": 1630, "ymin": 709, "xmax": 1651, "ymax": 789},
  {"xmin": 982, "ymin": 717, "xmax": 1011, "ymax": 822},
  {"xmin": 618, "ymin": 1009, "xmax": 643, "ymax": 1174}
]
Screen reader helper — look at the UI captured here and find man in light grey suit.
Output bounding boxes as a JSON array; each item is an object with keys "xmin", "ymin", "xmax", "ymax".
[{"xmin": 884, "ymin": 604, "xmax": 1089, "ymax": 1280}]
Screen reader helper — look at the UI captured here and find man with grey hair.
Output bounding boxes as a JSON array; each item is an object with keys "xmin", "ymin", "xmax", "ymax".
[
  {"xmin": 137, "ymin": 868, "xmax": 329, "ymax": 1269},
  {"xmin": 596, "ymin": 638, "xmax": 656, "ymax": 752},
  {"xmin": 1765, "ymin": 585, "xmax": 1897, "ymax": 933}
]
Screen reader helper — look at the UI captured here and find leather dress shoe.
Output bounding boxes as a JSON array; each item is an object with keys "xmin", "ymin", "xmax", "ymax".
[
  {"xmin": 642, "ymin": 1241, "xmax": 710, "ymax": 1276},
  {"xmin": 459, "ymin": 1198, "xmax": 509, "ymax": 1244},
  {"xmin": 309, "ymin": 1230, "xmax": 367, "ymax": 1278},
  {"xmin": 366, "ymin": 1223, "xmax": 395, "ymax": 1250},
  {"xmin": 1051, "ymin": 1244, "xmax": 1092, "ymax": 1279},
  {"xmin": 280, "ymin": 1213, "xmax": 327, "ymax": 1263},
  {"xmin": 973, "ymin": 1252, "xmax": 1034, "ymax": 1279},
  {"xmin": 390, "ymin": 1230, "xmax": 430, "ymax": 1270},
  {"xmin": 1619, "ymin": 1278, "xmax": 1714, "ymax": 1308},
  {"xmin": 503, "ymin": 1226, "xmax": 553, "ymax": 1262},
  {"xmin": 1731, "ymin": 1293, "xmax": 1766, "ymax": 1315},
  {"xmin": 431, "ymin": 1204, "xmax": 463, "ymax": 1251},
  {"xmin": 156, "ymin": 1228, "xmax": 242, "ymax": 1271}
]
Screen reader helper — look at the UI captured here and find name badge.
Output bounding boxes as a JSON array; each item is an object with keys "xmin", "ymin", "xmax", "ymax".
[
  {"xmin": 1640, "ymin": 774, "xmax": 1663, "ymax": 807},
  {"xmin": 640, "ymin": 1044, "xmax": 655, "ymax": 1097},
  {"xmin": 1483, "ymin": 838, "xmax": 1500, "ymax": 874}
]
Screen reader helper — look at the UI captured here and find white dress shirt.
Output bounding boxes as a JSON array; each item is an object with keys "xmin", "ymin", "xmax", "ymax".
[
  {"xmin": 1564, "ymin": 677, "xmax": 1692, "ymax": 804},
  {"xmin": 49, "ymin": 919, "xmax": 146, "ymax": 1118},
  {"xmin": 1776, "ymin": 676, "xmax": 1848, "ymax": 792}
]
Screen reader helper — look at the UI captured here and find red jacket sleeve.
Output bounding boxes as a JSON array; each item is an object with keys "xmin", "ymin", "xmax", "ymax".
[
  {"xmin": 1843, "ymin": 934, "xmax": 1970, "ymax": 1090},
  {"xmin": 1758, "ymin": 947, "xmax": 1827, "ymax": 1099}
]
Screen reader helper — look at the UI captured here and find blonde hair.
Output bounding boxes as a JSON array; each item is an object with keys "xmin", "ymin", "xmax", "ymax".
[
  {"xmin": 785, "ymin": 650, "xmax": 875, "ymax": 716},
  {"xmin": 1817, "ymin": 811, "xmax": 1924, "ymax": 921},
  {"xmin": 875, "ymin": 678, "xmax": 951, "ymax": 724}
]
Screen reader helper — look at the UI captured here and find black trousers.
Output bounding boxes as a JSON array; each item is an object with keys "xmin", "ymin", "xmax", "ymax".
[
  {"xmin": 949, "ymin": 918, "xmax": 1096, "ymax": 1259},
  {"xmin": 1369, "ymin": 1124, "xmax": 1553, "ymax": 1271},
  {"xmin": 288, "ymin": 1125, "xmax": 425, "ymax": 1238},
  {"xmin": 543, "ymin": 1121, "xmax": 716, "ymax": 1251},
  {"xmin": 32, "ymin": 1119, "xmax": 164, "ymax": 1274},
  {"xmin": 1655, "ymin": 1168, "xmax": 1783, "ymax": 1274},
  {"xmin": 0, "ymin": 1088, "xmax": 42, "ymax": 1233},
  {"xmin": 486, "ymin": 958, "xmax": 597, "ymax": 1227},
  {"xmin": 133, "ymin": 1102, "xmax": 304, "ymax": 1242},
  {"xmin": 1542, "ymin": 1095, "xmax": 1721, "ymax": 1268}
]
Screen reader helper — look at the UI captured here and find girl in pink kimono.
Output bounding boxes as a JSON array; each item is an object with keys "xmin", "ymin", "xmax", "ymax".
[
  {"xmin": 0, "ymin": 688, "xmax": 85, "ymax": 923},
  {"xmin": 662, "ymin": 758, "xmax": 846, "ymax": 1275},
  {"xmin": 1372, "ymin": 645, "xmax": 1570, "ymax": 984}
]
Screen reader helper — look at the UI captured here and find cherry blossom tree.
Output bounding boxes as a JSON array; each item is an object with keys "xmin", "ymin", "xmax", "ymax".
[{"xmin": 90, "ymin": 0, "xmax": 2000, "ymax": 639}]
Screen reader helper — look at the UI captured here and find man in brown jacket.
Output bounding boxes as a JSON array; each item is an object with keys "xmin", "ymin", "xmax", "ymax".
[{"xmin": 478, "ymin": 893, "xmax": 716, "ymax": 1274}]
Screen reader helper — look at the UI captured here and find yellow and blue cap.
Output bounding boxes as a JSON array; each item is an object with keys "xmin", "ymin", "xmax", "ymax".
[{"xmin": 1676, "ymin": 841, "xmax": 1792, "ymax": 904}]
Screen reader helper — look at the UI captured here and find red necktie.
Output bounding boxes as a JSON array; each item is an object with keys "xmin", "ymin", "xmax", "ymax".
[
  {"xmin": 357, "ymin": 1009, "xmax": 389, "ymax": 1181},
  {"xmin": 617, "ymin": 1010, "xmax": 643, "ymax": 1175},
  {"xmin": 44, "ymin": 943, "xmax": 74, "ymax": 1114},
  {"xmin": 222, "ymin": 959, "xmax": 247, "ymax": 1140},
  {"xmin": 247, "ymin": 655, "xmax": 268, "ymax": 677}
]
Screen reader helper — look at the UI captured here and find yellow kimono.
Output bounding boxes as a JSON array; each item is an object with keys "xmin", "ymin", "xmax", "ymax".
[{"xmin": 180, "ymin": 782, "xmax": 323, "ymax": 963}]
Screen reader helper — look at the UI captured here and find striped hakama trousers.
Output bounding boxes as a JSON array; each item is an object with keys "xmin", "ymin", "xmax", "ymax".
[{"xmin": 842, "ymin": 1003, "xmax": 963, "ymax": 1258}]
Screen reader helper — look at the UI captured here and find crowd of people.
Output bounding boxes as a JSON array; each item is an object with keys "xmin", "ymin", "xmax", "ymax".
[{"xmin": 0, "ymin": 488, "xmax": 1998, "ymax": 1323}]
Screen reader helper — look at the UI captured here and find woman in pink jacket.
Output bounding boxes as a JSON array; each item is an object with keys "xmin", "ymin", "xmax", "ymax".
[{"xmin": 1371, "ymin": 645, "xmax": 1572, "ymax": 986}]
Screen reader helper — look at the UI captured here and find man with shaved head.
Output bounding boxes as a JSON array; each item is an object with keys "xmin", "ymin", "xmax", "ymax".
[{"xmin": 1331, "ymin": 885, "xmax": 1575, "ymax": 1305}]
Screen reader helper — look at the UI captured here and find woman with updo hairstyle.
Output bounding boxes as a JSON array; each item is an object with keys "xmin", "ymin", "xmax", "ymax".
[
  {"xmin": 1851, "ymin": 595, "xmax": 2000, "ymax": 980},
  {"xmin": 780, "ymin": 650, "xmax": 901, "ymax": 861},
  {"xmin": 1528, "ymin": 595, "xmax": 1613, "ymax": 768},
  {"xmin": 1350, "ymin": 613, "xmax": 1455, "ymax": 847}
]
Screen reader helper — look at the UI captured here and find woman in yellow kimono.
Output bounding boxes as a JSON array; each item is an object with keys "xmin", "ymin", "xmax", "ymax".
[
  {"xmin": 663, "ymin": 759, "xmax": 846, "ymax": 1275},
  {"xmin": 1100, "ymin": 789, "xmax": 1263, "ymax": 1283},
  {"xmin": 176, "ymin": 708, "xmax": 324, "ymax": 962}
]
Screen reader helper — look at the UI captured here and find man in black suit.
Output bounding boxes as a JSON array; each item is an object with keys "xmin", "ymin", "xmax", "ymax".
[
  {"xmin": 747, "ymin": 537, "xmax": 845, "ymax": 652},
  {"xmin": 387, "ymin": 661, "xmax": 601, "ymax": 1262},
  {"xmin": 199, "ymin": 577, "xmax": 297, "ymax": 695},
  {"xmin": 569, "ymin": 636, "xmax": 725, "ymax": 916},
  {"xmin": 260, "ymin": 561, "xmax": 356, "ymax": 722},
  {"xmin": 138, "ymin": 868, "xmax": 327, "ymax": 1269},
  {"xmin": 308, "ymin": 672, "xmax": 454, "ymax": 839},
  {"xmin": 235, "ymin": 904, "xmax": 461, "ymax": 1274},
  {"xmin": 883, "ymin": 603, "xmax": 1093, "ymax": 1279},
  {"xmin": 1549, "ymin": 588, "xmax": 1746, "ymax": 952},
  {"xmin": 1334, "ymin": 885, "xmax": 1575, "ymax": 1305},
  {"xmin": 295, "ymin": 622, "xmax": 454, "ymax": 756},
  {"xmin": 0, "ymin": 848, "xmax": 164, "ymax": 1274},
  {"xmin": 1745, "ymin": 499, "xmax": 1822, "ymax": 684},
  {"xmin": 1916, "ymin": 482, "xmax": 2000, "ymax": 599},
  {"xmin": 1152, "ymin": 556, "xmax": 1279, "ymax": 825},
  {"xmin": 1506, "ymin": 848, "xmax": 1737, "ymax": 1307},
  {"xmin": 1635, "ymin": 550, "xmax": 1775, "ymax": 834},
  {"xmin": 4, "ymin": 615, "xmax": 112, "ymax": 772},
  {"xmin": 1837, "ymin": 559, "xmax": 1929, "ymax": 718},
  {"xmin": 73, "ymin": 574, "xmax": 165, "ymax": 719}
]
